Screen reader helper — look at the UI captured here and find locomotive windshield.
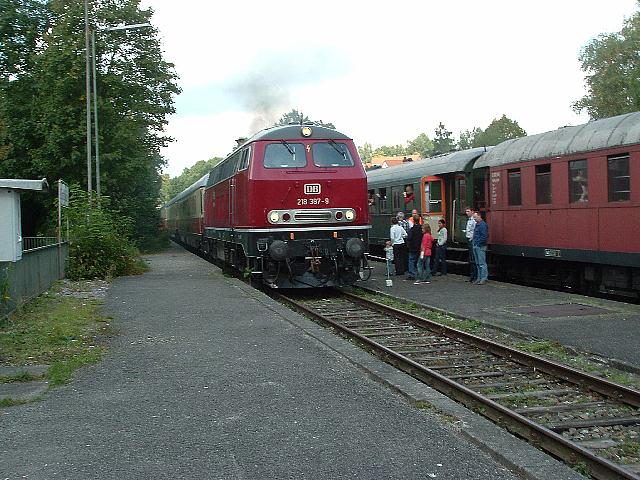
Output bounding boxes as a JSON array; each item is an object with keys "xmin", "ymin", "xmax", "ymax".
[
  {"xmin": 264, "ymin": 142, "xmax": 306, "ymax": 168},
  {"xmin": 312, "ymin": 142, "xmax": 354, "ymax": 167}
]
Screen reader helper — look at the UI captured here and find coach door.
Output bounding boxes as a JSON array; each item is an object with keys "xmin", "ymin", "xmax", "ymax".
[
  {"xmin": 453, "ymin": 174, "xmax": 469, "ymax": 243},
  {"xmin": 421, "ymin": 176, "xmax": 445, "ymax": 236}
]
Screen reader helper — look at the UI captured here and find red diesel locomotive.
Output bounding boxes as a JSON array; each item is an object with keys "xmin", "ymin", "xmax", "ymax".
[{"xmin": 163, "ymin": 124, "xmax": 370, "ymax": 288}]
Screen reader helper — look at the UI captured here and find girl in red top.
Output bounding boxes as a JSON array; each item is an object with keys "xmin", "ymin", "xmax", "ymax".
[{"xmin": 415, "ymin": 224, "xmax": 433, "ymax": 284}]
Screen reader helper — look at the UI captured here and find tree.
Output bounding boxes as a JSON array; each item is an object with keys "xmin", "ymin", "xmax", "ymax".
[
  {"xmin": 458, "ymin": 127, "xmax": 483, "ymax": 150},
  {"xmin": 162, "ymin": 157, "xmax": 223, "ymax": 203},
  {"xmin": 406, "ymin": 133, "xmax": 434, "ymax": 158},
  {"xmin": 357, "ymin": 142, "xmax": 373, "ymax": 164},
  {"xmin": 432, "ymin": 122, "xmax": 455, "ymax": 155},
  {"xmin": 0, "ymin": 0, "xmax": 180, "ymax": 245},
  {"xmin": 373, "ymin": 144, "xmax": 407, "ymax": 156},
  {"xmin": 472, "ymin": 115, "xmax": 526, "ymax": 147},
  {"xmin": 573, "ymin": 6, "xmax": 640, "ymax": 119},
  {"xmin": 274, "ymin": 109, "xmax": 335, "ymax": 129}
]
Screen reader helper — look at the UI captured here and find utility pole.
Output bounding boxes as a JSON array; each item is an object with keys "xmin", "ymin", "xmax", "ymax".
[{"xmin": 84, "ymin": 0, "xmax": 92, "ymax": 195}]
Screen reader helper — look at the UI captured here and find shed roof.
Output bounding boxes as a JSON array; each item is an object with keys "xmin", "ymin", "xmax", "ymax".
[
  {"xmin": 0, "ymin": 178, "xmax": 49, "ymax": 192},
  {"xmin": 366, "ymin": 148, "xmax": 489, "ymax": 188},
  {"xmin": 475, "ymin": 112, "xmax": 640, "ymax": 168}
]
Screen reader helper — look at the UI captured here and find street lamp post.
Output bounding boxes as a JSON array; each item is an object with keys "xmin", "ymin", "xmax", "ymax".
[{"xmin": 90, "ymin": 22, "xmax": 151, "ymax": 198}]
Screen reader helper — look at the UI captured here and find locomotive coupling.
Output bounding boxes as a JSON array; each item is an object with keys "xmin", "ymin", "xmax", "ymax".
[{"xmin": 345, "ymin": 238, "xmax": 366, "ymax": 258}]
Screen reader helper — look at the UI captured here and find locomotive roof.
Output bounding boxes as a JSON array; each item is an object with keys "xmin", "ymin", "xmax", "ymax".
[
  {"xmin": 475, "ymin": 111, "xmax": 640, "ymax": 168},
  {"xmin": 164, "ymin": 173, "xmax": 209, "ymax": 207},
  {"xmin": 241, "ymin": 124, "xmax": 351, "ymax": 145},
  {"xmin": 366, "ymin": 147, "xmax": 489, "ymax": 188}
]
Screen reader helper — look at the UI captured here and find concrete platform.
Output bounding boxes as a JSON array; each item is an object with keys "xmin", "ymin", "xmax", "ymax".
[
  {"xmin": 361, "ymin": 262, "xmax": 640, "ymax": 368},
  {"xmin": 0, "ymin": 244, "xmax": 583, "ymax": 479}
]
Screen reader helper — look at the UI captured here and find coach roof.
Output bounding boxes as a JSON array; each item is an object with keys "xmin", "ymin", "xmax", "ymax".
[
  {"xmin": 241, "ymin": 124, "xmax": 351, "ymax": 145},
  {"xmin": 165, "ymin": 173, "xmax": 209, "ymax": 207},
  {"xmin": 475, "ymin": 111, "xmax": 640, "ymax": 168},
  {"xmin": 367, "ymin": 147, "xmax": 489, "ymax": 188}
]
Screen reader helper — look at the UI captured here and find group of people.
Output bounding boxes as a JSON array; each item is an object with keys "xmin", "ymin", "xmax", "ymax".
[{"xmin": 384, "ymin": 207, "xmax": 489, "ymax": 286}]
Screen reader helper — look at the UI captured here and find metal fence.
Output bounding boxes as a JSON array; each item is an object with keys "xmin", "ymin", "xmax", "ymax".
[{"xmin": 23, "ymin": 236, "xmax": 63, "ymax": 252}]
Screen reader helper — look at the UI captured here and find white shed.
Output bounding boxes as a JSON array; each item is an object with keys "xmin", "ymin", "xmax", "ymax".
[{"xmin": 0, "ymin": 179, "xmax": 49, "ymax": 262}]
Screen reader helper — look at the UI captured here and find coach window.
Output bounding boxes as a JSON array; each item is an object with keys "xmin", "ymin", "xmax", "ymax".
[
  {"xmin": 378, "ymin": 188, "xmax": 388, "ymax": 212},
  {"xmin": 392, "ymin": 186, "xmax": 403, "ymax": 211},
  {"xmin": 312, "ymin": 142, "xmax": 354, "ymax": 167},
  {"xmin": 508, "ymin": 168, "xmax": 522, "ymax": 206},
  {"xmin": 569, "ymin": 160, "xmax": 588, "ymax": 202},
  {"xmin": 608, "ymin": 153, "xmax": 630, "ymax": 202},
  {"xmin": 424, "ymin": 181, "xmax": 442, "ymax": 213},
  {"xmin": 536, "ymin": 164, "xmax": 552, "ymax": 204},
  {"xmin": 264, "ymin": 142, "xmax": 306, "ymax": 168}
]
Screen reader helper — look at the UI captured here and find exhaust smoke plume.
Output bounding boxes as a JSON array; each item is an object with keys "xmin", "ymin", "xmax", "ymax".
[{"xmin": 225, "ymin": 46, "xmax": 350, "ymax": 135}]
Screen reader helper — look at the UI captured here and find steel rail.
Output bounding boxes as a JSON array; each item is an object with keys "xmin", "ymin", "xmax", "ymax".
[{"xmin": 275, "ymin": 291, "xmax": 639, "ymax": 480}]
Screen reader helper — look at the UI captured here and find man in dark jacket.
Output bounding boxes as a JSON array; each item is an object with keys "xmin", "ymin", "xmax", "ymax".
[
  {"xmin": 406, "ymin": 211, "xmax": 423, "ymax": 280},
  {"xmin": 472, "ymin": 212, "xmax": 489, "ymax": 285}
]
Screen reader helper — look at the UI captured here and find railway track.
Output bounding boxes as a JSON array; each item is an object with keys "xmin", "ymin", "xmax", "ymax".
[{"xmin": 275, "ymin": 289, "xmax": 640, "ymax": 480}]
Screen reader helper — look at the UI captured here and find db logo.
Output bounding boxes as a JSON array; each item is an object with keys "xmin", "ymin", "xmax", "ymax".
[{"xmin": 304, "ymin": 184, "xmax": 321, "ymax": 195}]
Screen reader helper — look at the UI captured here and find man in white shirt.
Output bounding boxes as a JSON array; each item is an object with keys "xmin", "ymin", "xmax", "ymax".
[
  {"xmin": 389, "ymin": 217, "xmax": 408, "ymax": 276},
  {"xmin": 464, "ymin": 207, "xmax": 477, "ymax": 282}
]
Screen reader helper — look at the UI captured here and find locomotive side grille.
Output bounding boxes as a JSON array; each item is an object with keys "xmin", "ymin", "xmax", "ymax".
[{"xmin": 294, "ymin": 210, "xmax": 332, "ymax": 222}]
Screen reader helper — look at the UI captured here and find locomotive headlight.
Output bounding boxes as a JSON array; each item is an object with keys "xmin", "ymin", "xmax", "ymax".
[
  {"xmin": 345, "ymin": 209, "xmax": 355, "ymax": 221},
  {"xmin": 268, "ymin": 211, "xmax": 280, "ymax": 223}
]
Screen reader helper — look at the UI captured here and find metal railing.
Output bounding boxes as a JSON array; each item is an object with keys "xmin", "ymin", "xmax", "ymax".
[{"xmin": 22, "ymin": 237, "xmax": 62, "ymax": 252}]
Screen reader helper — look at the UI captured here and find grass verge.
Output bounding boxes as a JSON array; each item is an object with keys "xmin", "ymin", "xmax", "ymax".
[{"xmin": 0, "ymin": 285, "xmax": 112, "ymax": 393}]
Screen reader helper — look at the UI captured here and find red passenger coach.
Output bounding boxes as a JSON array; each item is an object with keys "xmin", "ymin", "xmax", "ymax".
[
  {"xmin": 165, "ymin": 124, "xmax": 370, "ymax": 288},
  {"xmin": 475, "ymin": 112, "xmax": 640, "ymax": 296}
]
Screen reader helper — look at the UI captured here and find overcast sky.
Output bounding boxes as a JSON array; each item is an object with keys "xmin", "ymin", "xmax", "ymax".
[{"xmin": 141, "ymin": 0, "xmax": 639, "ymax": 177}]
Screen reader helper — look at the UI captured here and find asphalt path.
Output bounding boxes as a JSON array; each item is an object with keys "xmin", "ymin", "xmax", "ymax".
[{"xmin": 1, "ymin": 244, "xmax": 531, "ymax": 479}]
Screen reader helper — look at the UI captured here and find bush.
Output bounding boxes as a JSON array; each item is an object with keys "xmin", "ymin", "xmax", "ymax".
[{"xmin": 65, "ymin": 186, "xmax": 147, "ymax": 280}]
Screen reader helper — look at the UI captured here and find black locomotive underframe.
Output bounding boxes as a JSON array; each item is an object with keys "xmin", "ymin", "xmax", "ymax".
[{"xmin": 202, "ymin": 227, "xmax": 370, "ymax": 288}]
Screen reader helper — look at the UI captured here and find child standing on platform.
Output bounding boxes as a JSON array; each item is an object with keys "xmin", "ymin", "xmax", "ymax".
[
  {"xmin": 415, "ymin": 224, "xmax": 433, "ymax": 284},
  {"xmin": 384, "ymin": 240, "xmax": 394, "ymax": 277}
]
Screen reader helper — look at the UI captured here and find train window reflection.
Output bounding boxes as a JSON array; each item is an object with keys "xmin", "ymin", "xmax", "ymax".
[
  {"xmin": 312, "ymin": 142, "xmax": 354, "ymax": 167},
  {"xmin": 264, "ymin": 143, "xmax": 306, "ymax": 168},
  {"xmin": 569, "ymin": 160, "xmax": 588, "ymax": 203},
  {"xmin": 608, "ymin": 153, "xmax": 630, "ymax": 202},
  {"xmin": 424, "ymin": 181, "xmax": 442, "ymax": 213}
]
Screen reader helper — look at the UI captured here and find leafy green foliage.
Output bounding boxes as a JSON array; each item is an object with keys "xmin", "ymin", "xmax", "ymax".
[
  {"xmin": 0, "ymin": 0, "xmax": 180, "ymax": 244},
  {"xmin": 161, "ymin": 156, "xmax": 222, "ymax": 203},
  {"xmin": 373, "ymin": 144, "xmax": 407, "ymax": 156},
  {"xmin": 357, "ymin": 142, "xmax": 373, "ymax": 164},
  {"xmin": 432, "ymin": 122, "xmax": 455, "ymax": 155},
  {"xmin": 573, "ymin": 6, "xmax": 640, "ymax": 118},
  {"xmin": 406, "ymin": 133, "xmax": 434, "ymax": 158},
  {"xmin": 65, "ymin": 185, "xmax": 146, "ymax": 279},
  {"xmin": 274, "ymin": 109, "xmax": 336, "ymax": 129}
]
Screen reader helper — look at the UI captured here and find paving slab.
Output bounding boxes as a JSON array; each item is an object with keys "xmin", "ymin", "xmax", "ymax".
[
  {"xmin": 0, "ymin": 244, "xmax": 582, "ymax": 479},
  {"xmin": 0, "ymin": 381, "xmax": 48, "ymax": 401},
  {"xmin": 362, "ymin": 262, "xmax": 640, "ymax": 368}
]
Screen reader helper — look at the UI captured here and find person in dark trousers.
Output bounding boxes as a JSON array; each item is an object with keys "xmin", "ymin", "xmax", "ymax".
[
  {"xmin": 405, "ymin": 211, "xmax": 423, "ymax": 280},
  {"xmin": 432, "ymin": 218, "xmax": 448, "ymax": 276},
  {"xmin": 472, "ymin": 212, "xmax": 489, "ymax": 284},
  {"xmin": 464, "ymin": 207, "xmax": 477, "ymax": 282},
  {"xmin": 389, "ymin": 216, "xmax": 407, "ymax": 276}
]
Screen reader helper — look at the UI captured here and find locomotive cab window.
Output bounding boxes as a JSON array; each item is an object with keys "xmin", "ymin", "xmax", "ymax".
[
  {"xmin": 508, "ymin": 169, "xmax": 522, "ymax": 206},
  {"xmin": 312, "ymin": 142, "xmax": 354, "ymax": 167},
  {"xmin": 608, "ymin": 153, "xmax": 630, "ymax": 202},
  {"xmin": 536, "ymin": 164, "xmax": 552, "ymax": 204},
  {"xmin": 264, "ymin": 142, "xmax": 306, "ymax": 168},
  {"xmin": 569, "ymin": 159, "xmax": 588, "ymax": 203},
  {"xmin": 237, "ymin": 147, "xmax": 251, "ymax": 171}
]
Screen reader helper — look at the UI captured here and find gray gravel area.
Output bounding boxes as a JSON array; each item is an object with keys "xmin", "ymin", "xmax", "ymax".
[
  {"xmin": 0, "ymin": 244, "xmax": 527, "ymax": 479},
  {"xmin": 364, "ymin": 263, "xmax": 640, "ymax": 367}
]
